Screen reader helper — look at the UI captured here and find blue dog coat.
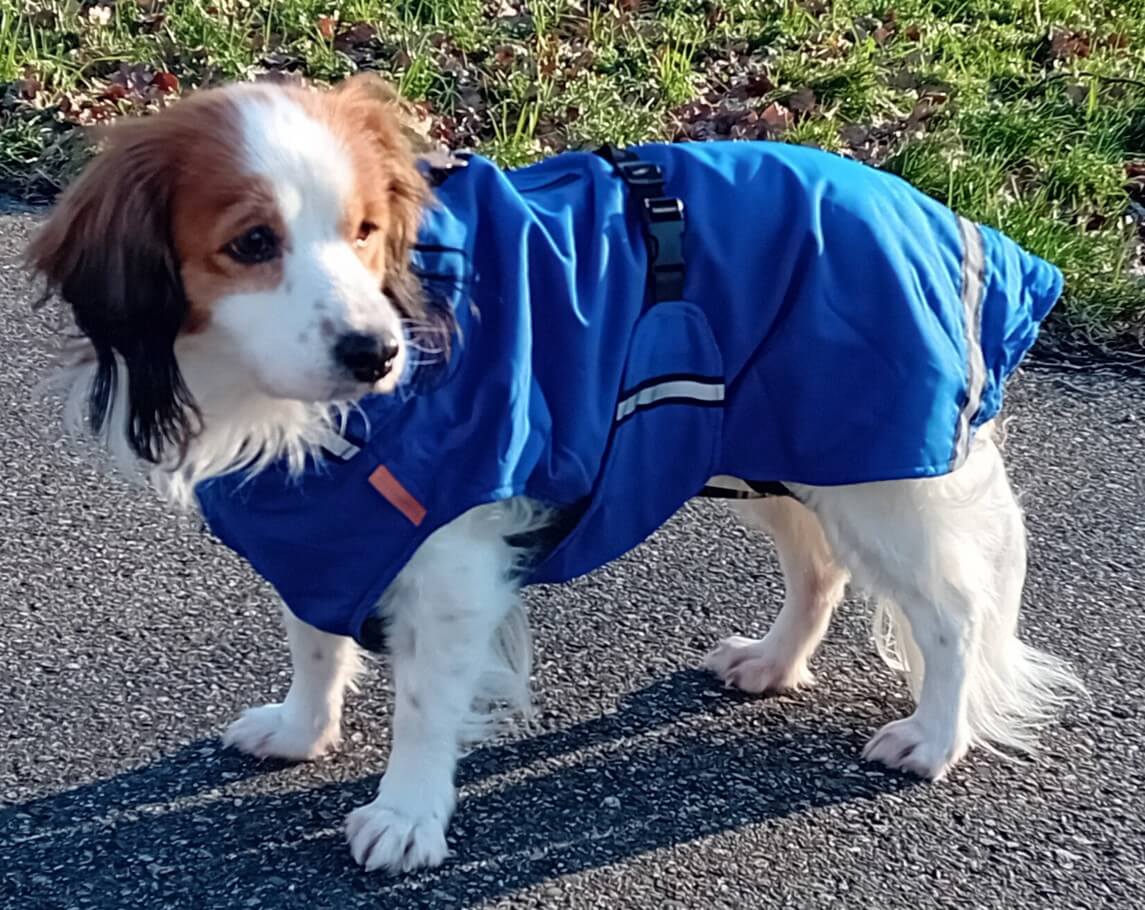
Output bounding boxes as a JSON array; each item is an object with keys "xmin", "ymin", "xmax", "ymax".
[{"xmin": 196, "ymin": 141, "xmax": 1063, "ymax": 645}]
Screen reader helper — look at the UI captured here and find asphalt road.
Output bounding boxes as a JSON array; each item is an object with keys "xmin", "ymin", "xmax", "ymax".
[{"xmin": 1, "ymin": 210, "xmax": 1144, "ymax": 910}]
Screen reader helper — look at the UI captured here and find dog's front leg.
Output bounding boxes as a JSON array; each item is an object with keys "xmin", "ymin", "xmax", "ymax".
[
  {"xmin": 346, "ymin": 506, "xmax": 524, "ymax": 874},
  {"xmin": 223, "ymin": 606, "xmax": 360, "ymax": 760}
]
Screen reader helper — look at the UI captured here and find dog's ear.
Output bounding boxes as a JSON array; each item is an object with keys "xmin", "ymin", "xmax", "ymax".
[
  {"xmin": 26, "ymin": 118, "xmax": 199, "ymax": 464},
  {"xmin": 329, "ymin": 74, "xmax": 429, "ymax": 291}
]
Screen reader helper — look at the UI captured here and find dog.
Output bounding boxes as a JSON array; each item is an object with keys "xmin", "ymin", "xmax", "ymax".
[{"xmin": 28, "ymin": 75, "xmax": 1084, "ymax": 874}]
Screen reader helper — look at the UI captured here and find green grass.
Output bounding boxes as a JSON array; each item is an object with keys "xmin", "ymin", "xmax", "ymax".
[{"xmin": 2, "ymin": 0, "xmax": 1144, "ymax": 341}]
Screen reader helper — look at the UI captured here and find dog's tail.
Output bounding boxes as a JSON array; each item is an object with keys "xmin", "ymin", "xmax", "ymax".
[
  {"xmin": 872, "ymin": 599, "xmax": 1085, "ymax": 758},
  {"xmin": 871, "ymin": 421, "xmax": 1086, "ymax": 756}
]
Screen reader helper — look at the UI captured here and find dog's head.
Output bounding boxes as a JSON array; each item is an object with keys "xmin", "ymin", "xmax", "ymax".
[{"xmin": 27, "ymin": 75, "xmax": 429, "ymax": 463}]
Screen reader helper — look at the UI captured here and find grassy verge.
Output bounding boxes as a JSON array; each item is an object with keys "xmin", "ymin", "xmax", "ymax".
[{"xmin": 2, "ymin": 0, "xmax": 1144, "ymax": 342}]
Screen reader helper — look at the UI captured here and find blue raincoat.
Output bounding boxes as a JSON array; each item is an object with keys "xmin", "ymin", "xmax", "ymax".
[{"xmin": 196, "ymin": 141, "xmax": 1063, "ymax": 645}]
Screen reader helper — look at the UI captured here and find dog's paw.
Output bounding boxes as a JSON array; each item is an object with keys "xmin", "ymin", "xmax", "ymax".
[
  {"xmin": 222, "ymin": 703, "xmax": 340, "ymax": 761},
  {"xmin": 703, "ymin": 635, "xmax": 814, "ymax": 694},
  {"xmin": 346, "ymin": 799, "xmax": 449, "ymax": 874},
  {"xmin": 862, "ymin": 715, "xmax": 969, "ymax": 780}
]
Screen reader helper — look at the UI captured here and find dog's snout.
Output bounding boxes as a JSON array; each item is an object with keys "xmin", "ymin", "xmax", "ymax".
[{"xmin": 334, "ymin": 331, "xmax": 400, "ymax": 384}]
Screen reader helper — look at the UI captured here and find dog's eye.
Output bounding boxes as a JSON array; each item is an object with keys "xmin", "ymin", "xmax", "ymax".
[
  {"xmin": 355, "ymin": 221, "xmax": 377, "ymax": 248},
  {"xmin": 224, "ymin": 226, "xmax": 280, "ymax": 264}
]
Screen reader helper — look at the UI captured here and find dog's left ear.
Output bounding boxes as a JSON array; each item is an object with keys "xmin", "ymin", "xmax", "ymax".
[
  {"xmin": 26, "ymin": 116, "xmax": 199, "ymax": 464},
  {"xmin": 329, "ymin": 74, "xmax": 429, "ymax": 292}
]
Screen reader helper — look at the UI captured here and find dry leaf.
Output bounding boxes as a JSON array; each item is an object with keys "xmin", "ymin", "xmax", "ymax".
[
  {"xmin": 840, "ymin": 124, "xmax": 870, "ymax": 147},
  {"xmin": 1048, "ymin": 30, "xmax": 1091, "ymax": 61},
  {"xmin": 151, "ymin": 71, "xmax": 180, "ymax": 94},
  {"xmin": 334, "ymin": 21, "xmax": 377, "ymax": 51},
  {"xmin": 760, "ymin": 102, "xmax": 793, "ymax": 133},
  {"xmin": 788, "ymin": 86, "xmax": 816, "ymax": 113}
]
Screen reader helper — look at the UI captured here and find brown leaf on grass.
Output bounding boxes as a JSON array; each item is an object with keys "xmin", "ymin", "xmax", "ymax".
[
  {"xmin": 1104, "ymin": 33, "xmax": 1130, "ymax": 50},
  {"xmin": 728, "ymin": 110, "xmax": 761, "ymax": 140},
  {"xmin": 151, "ymin": 71, "xmax": 179, "ymax": 94},
  {"xmin": 905, "ymin": 24, "xmax": 922, "ymax": 41},
  {"xmin": 493, "ymin": 45, "xmax": 517, "ymax": 68},
  {"xmin": 14, "ymin": 69, "xmax": 40, "ymax": 102},
  {"xmin": 840, "ymin": 124, "xmax": 869, "ymax": 147},
  {"xmin": 671, "ymin": 100, "xmax": 716, "ymax": 140},
  {"xmin": 851, "ymin": 15, "xmax": 880, "ymax": 42},
  {"xmin": 728, "ymin": 72, "xmax": 774, "ymax": 100},
  {"xmin": 537, "ymin": 37, "xmax": 559, "ymax": 78},
  {"xmin": 1048, "ymin": 30, "xmax": 1092, "ymax": 61},
  {"xmin": 334, "ymin": 22, "xmax": 377, "ymax": 52},
  {"xmin": 906, "ymin": 100, "xmax": 936, "ymax": 126},
  {"xmin": 317, "ymin": 16, "xmax": 337, "ymax": 40},
  {"xmin": 787, "ymin": 86, "xmax": 816, "ymax": 114},
  {"xmin": 760, "ymin": 102, "xmax": 793, "ymax": 134},
  {"xmin": 873, "ymin": 24, "xmax": 894, "ymax": 45}
]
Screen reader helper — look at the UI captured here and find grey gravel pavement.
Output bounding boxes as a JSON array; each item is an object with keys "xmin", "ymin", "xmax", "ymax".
[{"xmin": 2, "ymin": 211, "xmax": 1144, "ymax": 909}]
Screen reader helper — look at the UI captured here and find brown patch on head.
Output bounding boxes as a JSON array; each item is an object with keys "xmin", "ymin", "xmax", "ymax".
[
  {"xmin": 170, "ymin": 160, "xmax": 285, "ymax": 332},
  {"xmin": 305, "ymin": 75, "xmax": 429, "ymax": 306},
  {"xmin": 30, "ymin": 88, "xmax": 287, "ymax": 337}
]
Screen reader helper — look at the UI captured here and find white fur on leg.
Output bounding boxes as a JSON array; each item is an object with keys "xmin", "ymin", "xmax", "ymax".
[
  {"xmin": 792, "ymin": 426, "xmax": 1084, "ymax": 779},
  {"xmin": 705, "ymin": 495, "xmax": 848, "ymax": 694},
  {"xmin": 346, "ymin": 499, "xmax": 540, "ymax": 874},
  {"xmin": 223, "ymin": 607, "xmax": 362, "ymax": 761}
]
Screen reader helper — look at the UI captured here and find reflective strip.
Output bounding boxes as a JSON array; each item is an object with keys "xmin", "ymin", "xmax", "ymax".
[
  {"xmin": 615, "ymin": 378, "xmax": 725, "ymax": 423},
  {"xmin": 316, "ymin": 427, "xmax": 361, "ymax": 460},
  {"xmin": 953, "ymin": 216, "xmax": 987, "ymax": 467}
]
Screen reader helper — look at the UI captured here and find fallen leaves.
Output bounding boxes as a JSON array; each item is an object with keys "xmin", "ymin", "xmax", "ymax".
[
  {"xmin": 317, "ymin": 15, "xmax": 337, "ymax": 41},
  {"xmin": 1046, "ymin": 29, "xmax": 1092, "ymax": 62}
]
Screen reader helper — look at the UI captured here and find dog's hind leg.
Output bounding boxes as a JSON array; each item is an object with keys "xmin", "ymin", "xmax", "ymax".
[
  {"xmin": 705, "ymin": 495, "xmax": 849, "ymax": 693},
  {"xmin": 223, "ymin": 606, "xmax": 362, "ymax": 760},
  {"xmin": 793, "ymin": 429, "xmax": 1083, "ymax": 779}
]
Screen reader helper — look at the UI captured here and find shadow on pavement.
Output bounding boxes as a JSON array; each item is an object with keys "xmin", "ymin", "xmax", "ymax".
[{"xmin": 2, "ymin": 670, "xmax": 915, "ymax": 909}]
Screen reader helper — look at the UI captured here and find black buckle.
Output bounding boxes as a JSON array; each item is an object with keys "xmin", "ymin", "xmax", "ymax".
[
  {"xmin": 616, "ymin": 159, "xmax": 665, "ymax": 188},
  {"xmin": 597, "ymin": 145, "xmax": 688, "ymax": 304},
  {"xmin": 644, "ymin": 197, "xmax": 684, "ymax": 258}
]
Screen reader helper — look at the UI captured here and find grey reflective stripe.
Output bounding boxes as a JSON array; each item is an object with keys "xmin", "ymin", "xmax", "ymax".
[
  {"xmin": 953, "ymin": 216, "xmax": 987, "ymax": 467},
  {"xmin": 317, "ymin": 427, "xmax": 361, "ymax": 460},
  {"xmin": 615, "ymin": 378, "xmax": 725, "ymax": 422}
]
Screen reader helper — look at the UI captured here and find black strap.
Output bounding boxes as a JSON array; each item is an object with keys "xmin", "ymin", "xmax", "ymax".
[
  {"xmin": 699, "ymin": 480, "xmax": 796, "ymax": 501},
  {"xmin": 596, "ymin": 146, "xmax": 686, "ymax": 303},
  {"xmin": 598, "ymin": 146, "xmax": 789, "ymax": 504}
]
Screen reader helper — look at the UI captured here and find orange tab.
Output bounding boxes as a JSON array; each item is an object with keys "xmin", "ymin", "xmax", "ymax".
[{"xmin": 368, "ymin": 465, "xmax": 426, "ymax": 526}]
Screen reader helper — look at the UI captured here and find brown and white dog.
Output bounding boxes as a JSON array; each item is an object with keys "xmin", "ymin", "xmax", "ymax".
[{"xmin": 28, "ymin": 76, "xmax": 1084, "ymax": 874}]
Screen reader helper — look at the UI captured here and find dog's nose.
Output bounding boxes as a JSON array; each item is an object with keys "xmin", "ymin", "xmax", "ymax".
[{"xmin": 334, "ymin": 331, "xmax": 400, "ymax": 383}]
